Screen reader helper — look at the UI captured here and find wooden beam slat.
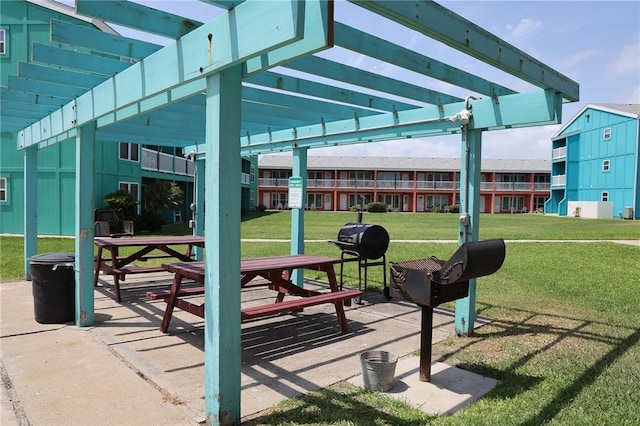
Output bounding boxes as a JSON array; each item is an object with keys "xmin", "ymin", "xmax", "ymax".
[
  {"xmin": 351, "ymin": 0, "xmax": 579, "ymax": 101},
  {"xmin": 51, "ymin": 19, "xmax": 161, "ymax": 60},
  {"xmin": 76, "ymin": 0, "xmax": 203, "ymax": 39}
]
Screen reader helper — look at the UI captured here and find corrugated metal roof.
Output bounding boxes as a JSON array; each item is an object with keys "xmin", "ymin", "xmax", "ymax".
[
  {"xmin": 553, "ymin": 103, "xmax": 640, "ymax": 137},
  {"xmin": 258, "ymin": 155, "xmax": 550, "ymax": 172},
  {"xmin": 591, "ymin": 103, "xmax": 640, "ymax": 117}
]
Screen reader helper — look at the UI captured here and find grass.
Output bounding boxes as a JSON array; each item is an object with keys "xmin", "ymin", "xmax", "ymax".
[{"xmin": 2, "ymin": 212, "xmax": 640, "ymax": 424}]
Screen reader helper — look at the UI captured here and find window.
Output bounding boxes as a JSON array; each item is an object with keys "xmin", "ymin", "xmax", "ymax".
[
  {"xmin": 0, "ymin": 29, "xmax": 6, "ymax": 55},
  {"xmin": 502, "ymin": 196, "xmax": 524, "ymax": 212},
  {"xmin": 603, "ymin": 128, "xmax": 612, "ymax": 140},
  {"xmin": 119, "ymin": 182, "xmax": 140, "ymax": 213},
  {"xmin": 602, "ymin": 192, "xmax": 609, "ymax": 202},
  {"xmin": 307, "ymin": 193, "xmax": 322, "ymax": 210},
  {"xmin": 0, "ymin": 177, "xmax": 7, "ymax": 202},
  {"xmin": 119, "ymin": 142, "xmax": 139, "ymax": 161},
  {"xmin": 602, "ymin": 159, "xmax": 610, "ymax": 172},
  {"xmin": 271, "ymin": 192, "xmax": 287, "ymax": 209},
  {"xmin": 426, "ymin": 195, "xmax": 449, "ymax": 210},
  {"xmin": 533, "ymin": 196, "xmax": 547, "ymax": 211}
]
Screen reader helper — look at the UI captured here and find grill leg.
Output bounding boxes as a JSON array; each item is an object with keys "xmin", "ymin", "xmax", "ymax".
[{"xmin": 420, "ymin": 305, "xmax": 434, "ymax": 382}]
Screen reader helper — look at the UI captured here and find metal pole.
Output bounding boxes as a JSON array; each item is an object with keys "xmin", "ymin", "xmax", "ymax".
[{"xmin": 419, "ymin": 305, "xmax": 434, "ymax": 382}]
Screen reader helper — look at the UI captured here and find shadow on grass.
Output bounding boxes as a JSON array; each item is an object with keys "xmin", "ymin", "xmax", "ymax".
[
  {"xmin": 242, "ymin": 384, "xmax": 436, "ymax": 426},
  {"xmin": 436, "ymin": 303, "xmax": 640, "ymax": 425}
]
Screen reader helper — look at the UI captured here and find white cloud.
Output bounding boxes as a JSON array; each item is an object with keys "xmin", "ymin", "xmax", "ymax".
[
  {"xmin": 504, "ymin": 18, "xmax": 543, "ymax": 42},
  {"xmin": 609, "ymin": 39, "xmax": 640, "ymax": 76},
  {"xmin": 311, "ymin": 123, "xmax": 558, "ymax": 160}
]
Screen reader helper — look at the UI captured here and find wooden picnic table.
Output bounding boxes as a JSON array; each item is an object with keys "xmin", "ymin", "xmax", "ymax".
[
  {"xmin": 94, "ymin": 236, "xmax": 205, "ymax": 302},
  {"xmin": 149, "ymin": 254, "xmax": 362, "ymax": 333}
]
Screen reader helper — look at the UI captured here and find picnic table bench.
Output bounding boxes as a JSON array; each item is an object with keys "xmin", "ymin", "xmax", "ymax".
[
  {"xmin": 148, "ymin": 254, "xmax": 362, "ymax": 333},
  {"xmin": 94, "ymin": 236, "xmax": 205, "ymax": 302}
]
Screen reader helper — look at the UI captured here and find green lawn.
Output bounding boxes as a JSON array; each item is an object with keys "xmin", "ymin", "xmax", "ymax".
[{"xmin": 1, "ymin": 212, "xmax": 640, "ymax": 424}]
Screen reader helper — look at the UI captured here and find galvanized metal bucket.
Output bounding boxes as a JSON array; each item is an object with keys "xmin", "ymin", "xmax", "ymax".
[{"xmin": 360, "ymin": 350, "xmax": 398, "ymax": 392}]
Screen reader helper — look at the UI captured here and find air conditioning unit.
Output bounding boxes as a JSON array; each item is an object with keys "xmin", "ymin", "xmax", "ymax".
[{"xmin": 623, "ymin": 207, "xmax": 634, "ymax": 220}]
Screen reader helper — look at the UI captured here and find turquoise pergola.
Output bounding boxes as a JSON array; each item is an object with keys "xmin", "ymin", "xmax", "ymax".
[{"xmin": 6, "ymin": 1, "xmax": 578, "ymax": 424}]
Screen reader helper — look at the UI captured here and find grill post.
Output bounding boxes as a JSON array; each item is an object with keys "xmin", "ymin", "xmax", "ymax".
[{"xmin": 420, "ymin": 305, "xmax": 434, "ymax": 382}]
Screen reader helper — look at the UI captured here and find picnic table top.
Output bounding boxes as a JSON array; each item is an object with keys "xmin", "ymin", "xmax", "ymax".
[
  {"xmin": 164, "ymin": 254, "xmax": 342, "ymax": 276},
  {"xmin": 94, "ymin": 235, "xmax": 205, "ymax": 247}
]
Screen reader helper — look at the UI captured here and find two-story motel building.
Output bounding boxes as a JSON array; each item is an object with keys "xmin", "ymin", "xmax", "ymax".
[{"xmin": 258, "ymin": 155, "xmax": 551, "ymax": 213}]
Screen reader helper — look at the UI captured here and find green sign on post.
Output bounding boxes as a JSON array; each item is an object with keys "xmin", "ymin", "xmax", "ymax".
[{"xmin": 288, "ymin": 177, "xmax": 303, "ymax": 209}]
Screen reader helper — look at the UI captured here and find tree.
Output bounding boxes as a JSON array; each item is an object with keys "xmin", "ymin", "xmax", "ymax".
[
  {"xmin": 141, "ymin": 180, "xmax": 183, "ymax": 231},
  {"xmin": 103, "ymin": 189, "xmax": 138, "ymax": 220}
]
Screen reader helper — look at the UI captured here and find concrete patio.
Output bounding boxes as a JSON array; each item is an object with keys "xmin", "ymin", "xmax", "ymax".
[{"xmin": 1, "ymin": 273, "xmax": 497, "ymax": 425}]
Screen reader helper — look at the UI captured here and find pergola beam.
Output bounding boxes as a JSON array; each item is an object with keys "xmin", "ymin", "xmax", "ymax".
[
  {"xmin": 334, "ymin": 22, "xmax": 516, "ymax": 99},
  {"xmin": 76, "ymin": 0, "xmax": 203, "ymax": 39},
  {"xmin": 51, "ymin": 19, "xmax": 161, "ymax": 60},
  {"xmin": 19, "ymin": 0, "xmax": 318, "ymax": 149},
  {"xmin": 351, "ymin": 0, "xmax": 579, "ymax": 101},
  {"xmin": 286, "ymin": 55, "xmax": 460, "ymax": 106},
  {"xmin": 240, "ymin": 90, "xmax": 561, "ymax": 155}
]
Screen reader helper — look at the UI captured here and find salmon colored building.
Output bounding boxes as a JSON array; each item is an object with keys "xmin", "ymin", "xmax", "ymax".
[{"xmin": 258, "ymin": 155, "xmax": 551, "ymax": 214}]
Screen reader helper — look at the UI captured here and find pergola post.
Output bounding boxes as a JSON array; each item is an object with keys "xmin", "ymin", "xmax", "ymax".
[
  {"xmin": 193, "ymin": 157, "xmax": 205, "ymax": 260},
  {"xmin": 290, "ymin": 147, "xmax": 308, "ymax": 286},
  {"xmin": 455, "ymin": 127, "xmax": 482, "ymax": 336},
  {"xmin": 75, "ymin": 122, "xmax": 96, "ymax": 327},
  {"xmin": 204, "ymin": 66, "xmax": 243, "ymax": 425},
  {"xmin": 23, "ymin": 145, "xmax": 38, "ymax": 279}
]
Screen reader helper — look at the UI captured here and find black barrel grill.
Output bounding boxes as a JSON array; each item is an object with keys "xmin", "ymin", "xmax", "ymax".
[
  {"xmin": 330, "ymin": 222, "xmax": 390, "ymax": 301},
  {"xmin": 389, "ymin": 238, "xmax": 506, "ymax": 382}
]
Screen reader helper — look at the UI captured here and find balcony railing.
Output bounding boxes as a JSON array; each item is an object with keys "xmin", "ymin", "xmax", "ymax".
[
  {"xmin": 552, "ymin": 146, "xmax": 567, "ymax": 160},
  {"xmin": 415, "ymin": 181, "xmax": 455, "ymax": 190},
  {"xmin": 142, "ymin": 148, "xmax": 249, "ymax": 186},
  {"xmin": 376, "ymin": 180, "xmax": 415, "ymax": 189},
  {"xmin": 142, "ymin": 148, "xmax": 194, "ymax": 176},
  {"xmin": 534, "ymin": 183, "xmax": 551, "ymax": 191},
  {"xmin": 552, "ymin": 174, "xmax": 566, "ymax": 187},
  {"xmin": 307, "ymin": 179, "xmax": 335, "ymax": 188},
  {"xmin": 257, "ymin": 176, "xmax": 551, "ymax": 193},
  {"xmin": 494, "ymin": 182, "xmax": 534, "ymax": 191}
]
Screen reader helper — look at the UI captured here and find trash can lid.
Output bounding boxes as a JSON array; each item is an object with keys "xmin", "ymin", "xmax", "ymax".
[{"xmin": 28, "ymin": 252, "xmax": 75, "ymax": 265}]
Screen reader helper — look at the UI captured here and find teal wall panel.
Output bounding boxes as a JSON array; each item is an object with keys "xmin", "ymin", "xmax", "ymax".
[{"xmin": 557, "ymin": 106, "xmax": 639, "ymax": 218}]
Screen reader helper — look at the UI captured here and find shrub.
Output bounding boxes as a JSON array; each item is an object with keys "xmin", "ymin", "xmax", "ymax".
[
  {"xmin": 349, "ymin": 205, "xmax": 360, "ymax": 212},
  {"xmin": 257, "ymin": 204, "xmax": 267, "ymax": 212},
  {"xmin": 366, "ymin": 202, "xmax": 388, "ymax": 213},
  {"xmin": 449, "ymin": 204, "xmax": 460, "ymax": 213},
  {"xmin": 103, "ymin": 189, "xmax": 138, "ymax": 220}
]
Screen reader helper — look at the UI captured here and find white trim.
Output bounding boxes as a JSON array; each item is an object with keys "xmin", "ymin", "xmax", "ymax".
[
  {"xmin": 554, "ymin": 103, "xmax": 640, "ymax": 138},
  {"xmin": 0, "ymin": 177, "xmax": 7, "ymax": 202}
]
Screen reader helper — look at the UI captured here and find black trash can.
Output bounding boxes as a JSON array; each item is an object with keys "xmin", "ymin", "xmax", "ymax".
[{"xmin": 29, "ymin": 252, "xmax": 75, "ymax": 324}]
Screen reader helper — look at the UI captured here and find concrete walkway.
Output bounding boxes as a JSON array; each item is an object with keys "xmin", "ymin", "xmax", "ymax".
[{"xmin": 2, "ymin": 274, "xmax": 497, "ymax": 425}]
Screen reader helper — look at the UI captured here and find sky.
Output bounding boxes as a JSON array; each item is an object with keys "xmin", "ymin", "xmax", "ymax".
[{"xmin": 59, "ymin": 0, "xmax": 640, "ymax": 160}]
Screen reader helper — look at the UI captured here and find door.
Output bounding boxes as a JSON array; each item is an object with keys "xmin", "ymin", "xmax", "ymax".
[
  {"xmin": 494, "ymin": 196, "xmax": 501, "ymax": 213},
  {"xmin": 324, "ymin": 194, "xmax": 332, "ymax": 210},
  {"xmin": 340, "ymin": 194, "xmax": 348, "ymax": 210},
  {"xmin": 403, "ymin": 195, "xmax": 409, "ymax": 211},
  {"xmin": 417, "ymin": 195, "xmax": 425, "ymax": 212}
]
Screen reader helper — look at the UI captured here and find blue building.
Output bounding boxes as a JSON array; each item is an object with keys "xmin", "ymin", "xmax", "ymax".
[
  {"xmin": 546, "ymin": 104, "xmax": 640, "ymax": 219},
  {"xmin": 0, "ymin": 0, "xmax": 256, "ymax": 236}
]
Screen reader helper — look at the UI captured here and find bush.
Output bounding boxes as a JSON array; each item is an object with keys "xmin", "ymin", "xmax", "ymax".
[
  {"xmin": 366, "ymin": 202, "xmax": 388, "ymax": 213},
  {"xmin": 103, "ymin": 189, "xmax": 138, "ymax": 220},
  {"xmin": 349, "ymin": 205, "xmax": 360, "ymax": 212},
  {"xmin": 449, "ymin": 204, "xmax": 460, "ymax": 213},
  {"xmin": 257, "ymin": 204, "xmax": 267, "ymax": 212}
]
